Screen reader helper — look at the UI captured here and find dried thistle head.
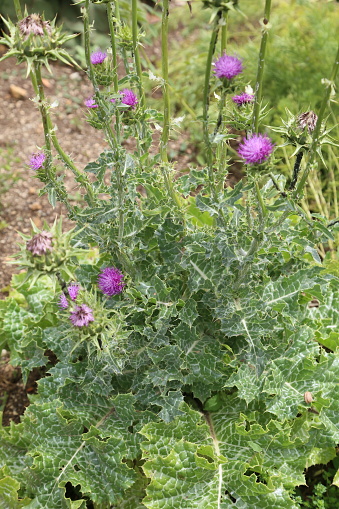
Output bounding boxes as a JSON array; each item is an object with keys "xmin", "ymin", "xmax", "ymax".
[
  {"xmin": 298, "ymin": 111, "xmax": 318, "ymax": 133},
  {"xmin": 18, "ymin": 14, "xmax": 52, "ymax": 38},
  {"xmin": 304, "ymin": 391, "xmax": 314, "ymax": 404}
]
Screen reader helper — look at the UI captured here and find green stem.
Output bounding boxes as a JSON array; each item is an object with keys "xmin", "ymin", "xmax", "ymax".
[
  {"xmin": 132, "ymin": 0, "xmax": 145, "ymax": 108},
  {"xmin": 288, "ymin": 151, "xmax": 304, "ymax": 190},
  {"xmin": 220, "ymin": 10, "xmax": 228, "ymax": 53},
  {"xmin": 160, "ymin": 0, "xmax": 170, "ymax": 163},
  {"xmin": 13, "ymin": 0, "xmax": 22, "ymax": 19},
  {"xmin": 254, "ymin": 180, "xmax": 267, "ymax": 218},
  {"xmin": 32, "ymin": 62, "xmax": 53, "ymax": 174},
  {"xmin": 202, "ymin": 11, "xmax": 221, "ymax": 199},
  {"xmin": 107, "ymin": 2, "xmax": 119, "ymax": 93},
  {"xmin": 251, "ymin": 0, "xmax": 272, "ymax": 134},
  {"xmin": 31, "ymin": 13, "xmax": 95, "ymax": 205},
  {"xmin": 31, "ymin": 62, "xmax": 73, "ymax": 211},
  {"xmin": 293, "ymin": 43, "xmax": 339, "ymax": 198}
]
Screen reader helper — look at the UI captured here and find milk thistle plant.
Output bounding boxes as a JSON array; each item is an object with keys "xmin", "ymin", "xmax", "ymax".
[{"xmin": 1, "ymin": 1, "xmax": 339, "ymax": 508}]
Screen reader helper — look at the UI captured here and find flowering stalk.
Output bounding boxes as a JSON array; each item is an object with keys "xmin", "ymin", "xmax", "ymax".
[
  {"xmin": 293, "ymin": 43, "xmax": 339, "ymax": 197},
  {"xmin": 83, "ymin": 0, "xmax": 133, "ymax": 271},
  {"xmin": 251, "ymin": 0, "xmax": 272, "ymax": 134},
  {"xmin": 160, "ymin": 0, "xmax": 170, "ymax": 164},
  {"xmin": 107, "ymin": 2, "xmax": 119, "ymax": 94},
  {"xmin": 132, "ymin": 0, "xmax": 145, "ymax": 108},
  {"xmin": 288, "ymin": 151, "xmax": 304, "ymax": 190},
  {"xmin": 159, "ymin": 0, "xmax": 182, "ymax": 211},
  {"xmin": 202, "ymin": 12, "xmax": 222, "ymax": 199},
  {"xmin": 30, "ymin": 63, "xmax": 73, "ymax": 210}
]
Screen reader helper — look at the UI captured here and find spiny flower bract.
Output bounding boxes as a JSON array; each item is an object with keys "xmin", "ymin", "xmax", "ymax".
[
  {"xmin": 98, "ymin": 266, "xmax": 125, "ymax": 296},
  {"xmin": 69, "ymin": 304, "xmax": 94, "ymax": 327},
  {"xmin": 213, "ymin": 54, "xmax": 243, "ymax": 80},
  {"xmin": 90, "ymin": 50, "xmax": 107, "ymax": 65},
  {"xmin": 238, "ymin": 134, "xmax": 274, "ymax": 165},
  {"xmin": 26, "ymin": 231, "xmax": 53, "ymax": 256},
  {"xmin": 232, "ymin": 93, "xmax": 254, "ymax": 106},
  {"xmin": 29, "ymin": 152, "xmax": 46, "ymax": 170}
]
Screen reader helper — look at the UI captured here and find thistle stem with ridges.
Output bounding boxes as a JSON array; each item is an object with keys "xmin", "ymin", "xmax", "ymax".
[
  {"xmin": 132, "ymin": 0, "xmax": 145, "ymax": 108},
  {"xmin": 288, "ymin": 151, "xmax": 303, "ymax": 190},
  {"xmin": 202, "ymin": 11, "xmax": 221, "ymax": 199},
  {"xmin": 30, "ymin": 63, "xmax": 73, "ymax": 211},
  {"xmin": 251, "ymin": 0, "xmax": 272, "ymax": 134},
  {"xmin": 107, "ymin": 2, "xmax": 119, "ymax": 93}
]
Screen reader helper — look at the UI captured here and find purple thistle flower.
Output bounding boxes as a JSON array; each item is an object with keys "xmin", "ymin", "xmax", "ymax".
[
  {"xmin": 29, "ymin": 152, "xmax": 46, "ymax": 170},
  {"xmin": 120, "ymin": 89, "xmax": 138, "ymax": 109},
  {"xmin": 68, "ymin": 283, "xmax": 80, "ymax": 301},
  {"xmin": 98, "ymin": 266, "xmax": 125, "ymax": 296},
  {"xmin": 69, "ymin": 304, "xmax": 94, "ymax": 327},
  {"xmin": 238, "ymin": 134, "xmax": 274, "ymax": 165},
  {"xmin": 232, "ymin": 93, "xmax": 254, "ymax": 106},
  {"xmin": 213, "ymin": 54, "xmax": 243, "ymax": 80},
  {"xmin": 58, "ymin": 293, "xmax": 69, "ymax": 309},
  {"xmin": 26, "ymin": 231, "xmax": 53, "ymax": 256},
  {"xmin": 84, "ymin": 97, "xmax": 98, "ymax": 108},
  {"xmin": 90, "ymin": 50, "xmax": 107, "ymax": 65}
]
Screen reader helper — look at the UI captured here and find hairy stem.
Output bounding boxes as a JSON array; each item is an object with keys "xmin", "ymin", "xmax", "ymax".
[{"xmin": 251, "ymin": 0, "xmax": 272, "ymax": 133}]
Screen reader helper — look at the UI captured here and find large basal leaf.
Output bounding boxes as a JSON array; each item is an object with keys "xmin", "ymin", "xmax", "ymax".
[
  {"xmin": 1, "ymin": 395, "xmax": 155, "ymax": 508},
  {"xmin": 0, "ymin": 468, "xmax": 31, "ymax": 508},
  {"xmin": 140, "ymin": 392, "xmax": 339, "ymax": 509}
]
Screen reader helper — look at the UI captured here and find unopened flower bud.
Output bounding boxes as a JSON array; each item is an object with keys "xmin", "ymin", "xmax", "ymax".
[
  {"xmin": 298, "ymin": 111, "xmax": 318, "ymax": 133},
  {"xmin": 18, "ymin": 14, "xmax": 51, "ymax": 38},
  {"xmin": 304, "ymin": 391, "xmax": 313, "ymax": 404},
  {"xmin": 26, "ymin": 231, "xmax": 53, "ymax": 256}
]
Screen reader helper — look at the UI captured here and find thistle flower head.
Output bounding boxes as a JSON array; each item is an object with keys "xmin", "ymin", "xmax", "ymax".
[
  {"xmin": 98, "ymin": 266, "xmax": 125, "ymax": 296},
  {"xmin": 84, "ymin": 97, "xmax": 98, "ymax": 108},
  {"xmin": 26, "ymin": 231, "xmax": 53, "ymax": 256},
  {"xmin": 238, "ymin": 134, "xmax": 274, "ymax": 165},
  {"xmin": 58, "ymin": 293, "xmax": 68, "ymax": 309},
  {"xmin": 68, "ymin": 283, "xmax": 80, "ymax": 301},
  {"xmin": 232, "ymin": 93, "xmax": 254, "ymax": 106},
  {"xmin": 213, "ymin": 54, "xmax": 243, "ymax": 80},
  {"xmin": 18, "ymin": 14, "xmax": 52, "ymax": 38},
  {"xmin": 29, "ymin": 152, "xmax": 46, "ymax": 170},
  {"xmin": 69, "ymin": 304, "xmax": 94, "ymax": 327},
  {"xmin": 90, "ymin": 50, "xmax": 107, "ymax": 65},
  {"xmin": 120, "ymin": 89, "xmax": 138, "ymax": 109},
  {"xmin": 298, "ymin": 111, "xmax": 318, "ymax": 133}
]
